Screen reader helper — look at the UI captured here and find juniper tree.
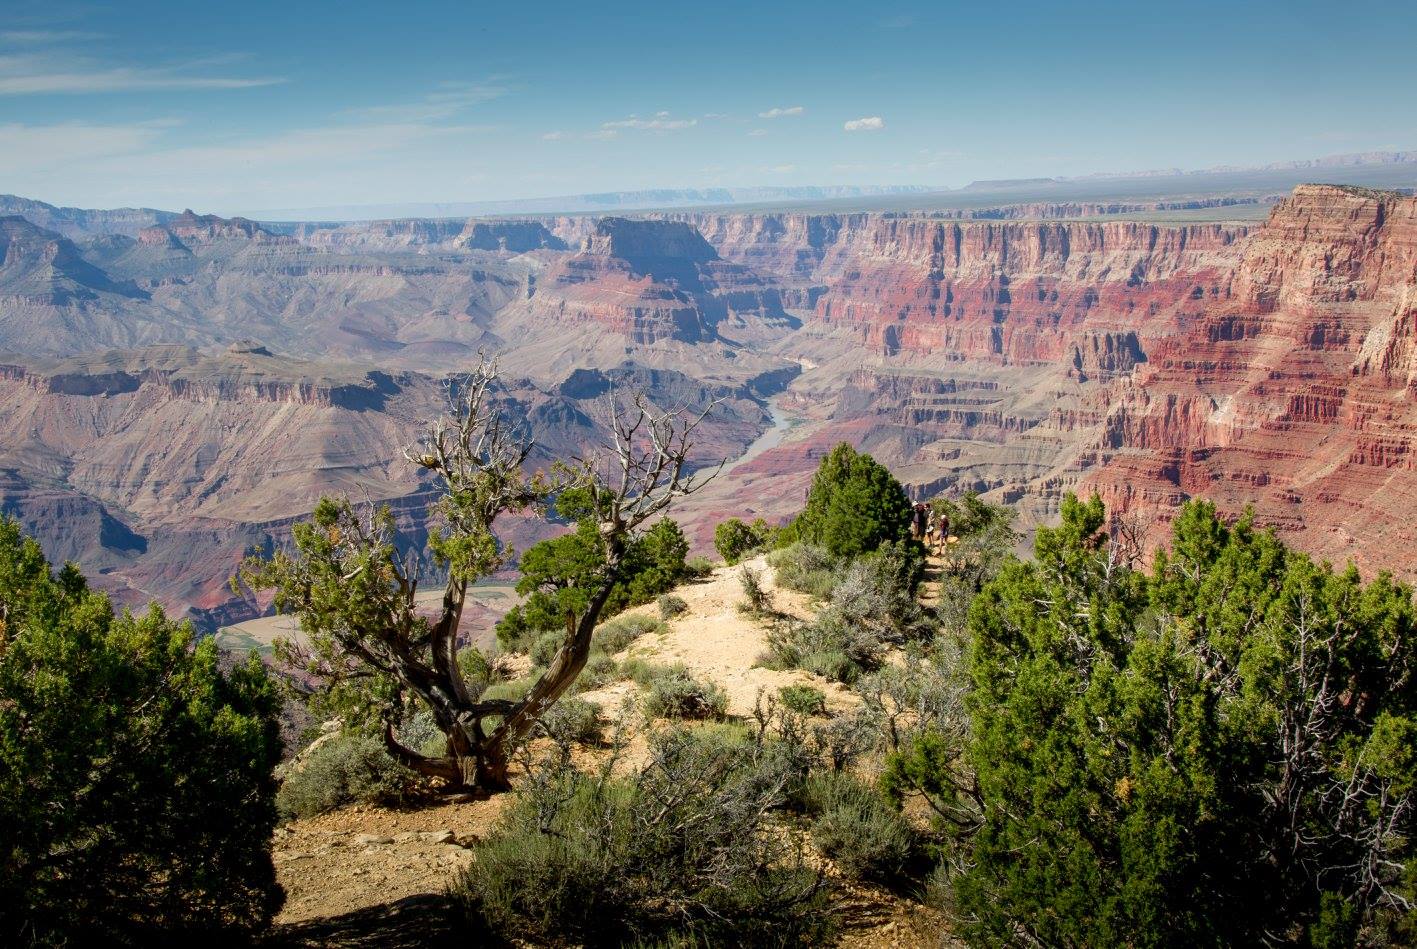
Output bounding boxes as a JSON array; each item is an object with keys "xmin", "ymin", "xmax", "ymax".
[
  {"xmin": 237, "ymin": 355, "xmax": 718, "ymax": 792},
  {"xmin": 944, "ymin": 495, "xmax": 1417, "ymax": 946},
  {"xmin": 790, "ymin": 443, "xmax": 916, "ymax": 560},
  {"xmin": 0, "ymin": 519, "xmax": 283, "ymax": 943}
]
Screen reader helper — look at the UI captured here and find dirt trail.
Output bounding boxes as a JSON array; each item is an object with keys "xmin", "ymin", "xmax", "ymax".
[
  {"xmin": 270, "ymin": 554, "xmax": 952, "ymax": 946},
  {"xmin": 579, "ymin": 554, "xmax": 857, "ymax": 718}
]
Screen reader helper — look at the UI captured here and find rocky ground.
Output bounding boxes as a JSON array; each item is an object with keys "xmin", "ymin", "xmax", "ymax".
[{"xmin": 267, "ymin": 556, "xmax": 955, "ymax": 947}]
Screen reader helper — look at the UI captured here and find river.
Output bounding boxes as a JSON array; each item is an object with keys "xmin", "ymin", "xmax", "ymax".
[{"xmin": 727, "ymin": 396, "xmax": 807, "ymax": 474}]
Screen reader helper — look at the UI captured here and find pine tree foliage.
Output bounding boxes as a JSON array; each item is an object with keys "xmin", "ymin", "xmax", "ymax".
[
  {"xmin": 0, "ymin": 519, "xmax": 283, "ymax": 944},
  {"xmin": 950, "ymin": 495, "xmax": 1416, "ymax": 946}
]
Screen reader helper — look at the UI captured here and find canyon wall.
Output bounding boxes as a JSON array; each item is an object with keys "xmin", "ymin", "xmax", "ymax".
[
  {"xmin": 677, "ymin": 212, "xmax": 1249, "ymax": 360},
  {"xmin": 3, "ymin": 183, "xmax": 1415, "ymax": 627},
  {"xmin": 1080, "ymin": 185, "xmax": 1417, "ymax": 577},
  {"xmin": 504, "ymin": 217, "xmax": 791, "ymax": 346}
]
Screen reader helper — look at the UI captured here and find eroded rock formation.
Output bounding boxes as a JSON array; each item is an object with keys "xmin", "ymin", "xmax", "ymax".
[
  {"xmin": 2, "ymin": 181, "xmax": 1415, "ymax": 627},
  {"xmin": 1080, "ymin": 185, "xmax": 1417, "ymax": 576}
]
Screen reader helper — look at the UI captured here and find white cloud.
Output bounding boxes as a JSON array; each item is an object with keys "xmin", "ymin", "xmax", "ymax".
[
  {"xmin": 747, "ymin": 128, "xmax": 769, "ymax": 137},
  {"xmin": 541, "ymin": 130, "xmax": 567, "ymax": 141},
  {"xmin": 602, "ymin": 113, "xmax": 697, "ymax": 131},
  {"xmin": 844, "ymin": 115, "xmax": 885, "ymax": 132},
  {"xmin": 758, "ymin": 105, "xmax": 804, "ymax": 119},
  {"xmin": 0, "ymin": 50, "xmax": 284, "ymax": 95},
  {"xmin": 765, "ymin": 163, "xmax": 797, "ymax": 174},
  {"xmin": 585, "ymin": 128, "xmax": 619, "ymax": 141}
]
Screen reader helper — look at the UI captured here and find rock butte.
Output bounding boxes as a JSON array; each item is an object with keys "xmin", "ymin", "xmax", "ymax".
[{"xmin": 0, "ymin": 183, "xmax": 1412, "ymax": 627}]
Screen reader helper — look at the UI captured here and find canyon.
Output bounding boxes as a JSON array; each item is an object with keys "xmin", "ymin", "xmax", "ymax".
[{"xmin": 0, "ymin": 181, "xmax": 1413, "ymax": 628}]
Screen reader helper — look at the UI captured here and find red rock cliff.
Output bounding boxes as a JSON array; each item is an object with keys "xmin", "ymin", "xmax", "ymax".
[
  {"xmin": 512, "ymin": 217, "xmax": 787, "ymax": 344},
  {"xmin": 674, "ymin": 212, "xmax": 1248, "ymax": 361},
  {"xmin": 1082, "ymin": 185, "xmax": 1417, "ymax": 577}
]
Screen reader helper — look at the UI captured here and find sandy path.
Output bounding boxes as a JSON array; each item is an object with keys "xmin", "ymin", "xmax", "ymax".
[{"xmin": 580, "ymin": 553, "xmax": 857, "ymax": 718}]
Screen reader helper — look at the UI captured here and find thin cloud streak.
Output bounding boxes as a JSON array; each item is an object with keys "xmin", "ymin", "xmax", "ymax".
[
  {"xmin": 0, "ymin": 49, "xmax": 285, "ymax": 95},
  {"xmin": 343, "ymin": 80, "xmax": 506, "ymax": 121},
  {"xmin": 602, "ymin": 111, "xmax": 697, "ymax": 131},
  {"xmin": 0, "ymin": 30, "xmax": 106, "ymax": 44}
]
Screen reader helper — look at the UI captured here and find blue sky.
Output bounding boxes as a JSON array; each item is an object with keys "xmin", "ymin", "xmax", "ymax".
[{"xmin": 2, "ymin": 0, "xmax": 1415, "ymax": 214}]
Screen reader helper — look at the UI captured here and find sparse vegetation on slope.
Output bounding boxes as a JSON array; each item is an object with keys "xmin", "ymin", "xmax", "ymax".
[{"xmin": 454, "ymin": 727, "xmax": 836, "ymax": 946}]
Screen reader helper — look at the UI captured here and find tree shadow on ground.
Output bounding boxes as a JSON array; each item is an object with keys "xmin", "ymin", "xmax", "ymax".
[{"xmin": 265, "ymin": 894, "xmax": 467, "ymax": 948}]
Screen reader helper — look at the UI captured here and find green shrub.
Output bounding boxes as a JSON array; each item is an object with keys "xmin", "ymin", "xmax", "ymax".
[
  {"xmin": 636, "ymin": 663, "xmax": 729, "ymax": 720},
  {"xmin": 763, "ymin": 552, "xmax": 935, "ymax": 684},
  {"xmin": 538, "ymin": 697, "xmax": 602, "ymax": 745},
  {"xmin": 828, "ymin": 554, "xmax": 933, "ymax": 641},
  {"xmin": 764, "ymin": 614, "xmax": 881, "ymax": 685},
  {"xmin": 491, "ymin": 604, "xmax": 539, "ymax": 654},
  {"xmin": 930, "ymin": 491, "xmax": 1014, "ymax": 540},
  {"xmin": 683, "ymin": 555, "xmax": 715, "ymax": 578},
  {"xmin": 738, "ymin": 565, "xmax": 775, "ymax": 617},
  {"xmin": 574, "ymin": 651, "xmax": 621, "ymax": 692},
  {"xmin": 397, "ymin": 711, "xmax": 447, "ymax": 758},
  {"xmin": 954, "ymin": 494, "xmax": 1417, "ymax": 945},
  {"xmin": 805, "ymin": 773, "xmax": 914, "ymax": 881},
  {"xmin": 530, "ymin": 628, "xmax": 564, "ymax": 665},
  {"xmin": 715, "ymin": 517, "xmax": 776, "ymax": 565},
  {"xmin": 801, "ymin": 649, "xmax": 858, "ymax": 684},
  {"xmin": 597, "ymin": 614, "xmax": 665, "ymax": 653},
  {"xmin": 791, "ymin": 444, "xmax": 915, "ymax": 559},
  {"xmin": 457, "ymin": 644, "xmax": 509, "ymax": 698},
  {"xmin": 453, "ymin": 727, "xmax": 835, "ymax": 945},
  {"xmin": 0, "ymin": 519, "xmax": 284, "ymax": 943},
  {"xmin": 276, "ymin": 732, "xmax": 416, "ymax": 820},
  {"xmin": 778, "ymin": 684, "xmax": 828, "ymax": 717},
  {"xmin": 495, "ymin": 495, "xmax": 691, "ymax": 649},
  {"xmin": 620, "ymin": 656, "xmax": 655, "ymax": 684},
  {"xmin": 481, "ymin": 675, "xmax": 537, "ymax": 704},
  {"xmin": 657, "ymin": 593, "xmax": 688, "ymax": 619},
  {"xmin": 768, "ymin": 542, "xmax": 838, "ymax": 598}
]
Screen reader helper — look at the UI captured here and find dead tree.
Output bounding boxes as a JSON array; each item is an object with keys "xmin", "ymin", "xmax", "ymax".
[{"xmin": 238, "ymin": 356, "xmax": 720, "ymax": 792}]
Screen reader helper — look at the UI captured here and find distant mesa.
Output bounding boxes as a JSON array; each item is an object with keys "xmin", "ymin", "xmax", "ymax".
[
  {"xmin": 458, "ymin": 220, "xmax": 566, "ymax": 252},
  {"xmin": 226, "ymin": 339, "xmax": 273, "ymax": 357},
  {"xmin": 584, "ymin": 217, "xmax": 718, "ymax": 266},
  {"xmin": 507, "ymin": 217, "xmax": 789, "ymax": 345},
  {"xmin": 139, "ymin": 210, "xmax": 285, "ymax": 247},
  {"xmin": 960, "ymin": 177, "xmax": 1060, "ymax": 191},
  {"xmin": 0, "ymin": 193, "xmax": 176, "ymax": 239}
]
